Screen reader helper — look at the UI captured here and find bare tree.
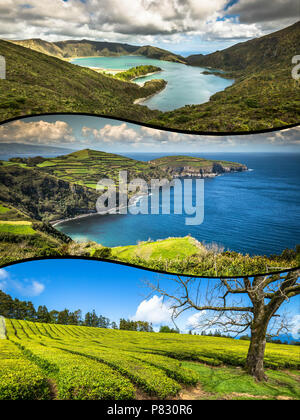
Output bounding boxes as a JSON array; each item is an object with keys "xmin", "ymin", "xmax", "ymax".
[{"xmin": 146, "ymin": 270, "xmax": 300, "ymax": 381}]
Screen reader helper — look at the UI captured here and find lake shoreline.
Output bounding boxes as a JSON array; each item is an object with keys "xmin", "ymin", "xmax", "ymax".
[{"xmin": 70, "ymin": 56, "xmax": 234, "ymax": 111}]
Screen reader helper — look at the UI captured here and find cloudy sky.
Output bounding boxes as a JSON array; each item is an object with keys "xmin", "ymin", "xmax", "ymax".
[
  {"xmin": 0, "ymin": 115, "xmax": 299, "ymax": 153},
  {"xmin": 1, "ymin": 0, "xmax": 299, "ymax": 54},
  {"xmin": 1, "ymin": 260, "xmax": 299, "ymax": 337}
]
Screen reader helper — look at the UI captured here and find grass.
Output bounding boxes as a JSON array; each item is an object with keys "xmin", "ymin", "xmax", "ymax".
[
  {"xmin": 183, "ymin": 362, "xmax": 300, "ymax": 400},
  {"xmin": 0, "ymin": 205, "xmax": 10, "ymax": 214},
  {"xmin": 1, "ymin": 318, "xmax": 299, "ymax": 400},
  {"xmin": 1, "ymin": 23, "xmax": 298, "ymax": 132},
  {"xmin": 109, "ymin": 236, "xmax": 299, "ymax": 277},
  {"xmin": 0, "ymin": 222, "xmax": 36, "ymax": 235},
  {"xmin": 33, "ymin": 149, "xmax": 171, "ymax": 191},
  {"xmin": 0, "ymin": 40, "xmax": 165, "ymax": 123},
  {"xmin": 111, "ymin": 237, "xmax": 202, "ymax": 260}
]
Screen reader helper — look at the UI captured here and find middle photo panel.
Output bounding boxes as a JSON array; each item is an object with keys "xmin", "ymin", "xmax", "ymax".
[{"xmin": 0, "ymin": 115, "xmax": 299, "ymax": 277}]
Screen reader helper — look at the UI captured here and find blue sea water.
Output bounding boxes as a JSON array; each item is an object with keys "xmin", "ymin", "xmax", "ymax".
[
  {"xmin": 71, "ymin": 56, "xmax": 233, "ymax": 111},
  {"xmin": 56, "ymin": 153, "xmax": 300, "ymax": 256}
]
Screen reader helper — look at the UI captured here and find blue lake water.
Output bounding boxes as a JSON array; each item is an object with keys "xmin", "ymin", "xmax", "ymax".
[
  {"xmin": 71, "ymin": 56, "xmax": 234, "ymax": 111},
  {"xmin": 56, "ymin": 153, "xmax": 300, "ymax": 256}
]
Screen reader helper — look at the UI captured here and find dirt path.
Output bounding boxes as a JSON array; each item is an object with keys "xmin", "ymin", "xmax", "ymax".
[{"xmin": 0, "ymin": 315, "xmax": 6, "ymax": 339}]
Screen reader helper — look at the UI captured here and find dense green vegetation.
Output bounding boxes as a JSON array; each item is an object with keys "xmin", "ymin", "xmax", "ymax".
[
  {"xmin": 114, "ymin": 65, "xmax": 162, "ymax": 81},
  {"xmin": 1, "ymin": 22, "xmax": 299, "ymax": 131},
  {"xmin": 0, "ymin": 318, "xmax": 299, "ymax": 400},
  {"xmin": 0, "ymin": 339, "xmax": 50, "ymax": 400},
  {"xmin": 32, "ymin": 148, "xmax": 171, "ymax": 190},
  {"xmin": 110, "ymin": 237, "xmax": 300, "ymax": 276},
  {"xmin": 10, "ymin": 39, "xmax": 185, "ymax": 63},
  {"xmin": 0, "ymin": 40, "xmax": 165, "ymax": 122},
  {"xmin": 0, "ymin": 162, "xmax": 100, "ymax": 222},
  {"xmin": 148, "ymin": 21, "xmax": 300, "ymax": 131}
]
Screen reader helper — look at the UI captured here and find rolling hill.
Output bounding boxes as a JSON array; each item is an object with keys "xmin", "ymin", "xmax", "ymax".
[
  {"xmin": 10, "ymin": 38, "xmax": 186, "ymax": 63},
  {"xmin": 148, "ymin": 21, "xmax": 300, "ymax": 132},
  {"xmin": 1, "ymin": 22, "xmax": 299, "ymax": 131},
  {"xmin": 0, "ymin": 40, "xmax": 166, "ymax": 122},
  {"xmin": 186, "ymin": 21, "xmax": 300, "ymax": 73}
]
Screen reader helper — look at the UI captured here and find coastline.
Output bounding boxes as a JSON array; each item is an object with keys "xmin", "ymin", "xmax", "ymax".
[
  {"xmin": 50, "ymin": 169, "xmax": 248, "ymax": 228},
  {"xmin": 51, "ymin": 193, "xmax": 149, "ymax": 228},
  {"xmin": 134, "ymin": 83, "xmax": 167, "ymax": 105}
]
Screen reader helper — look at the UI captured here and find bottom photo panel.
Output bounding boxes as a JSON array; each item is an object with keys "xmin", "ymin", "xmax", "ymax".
[{"xmin": 0, "ymin": 259, "xmax": 299, "ymax": 403}]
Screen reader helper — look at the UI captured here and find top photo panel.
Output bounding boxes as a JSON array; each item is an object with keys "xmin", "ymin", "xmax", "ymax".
[{"xmin": 0, "ymin": 1, "xmax": 299, "ymax": 133}]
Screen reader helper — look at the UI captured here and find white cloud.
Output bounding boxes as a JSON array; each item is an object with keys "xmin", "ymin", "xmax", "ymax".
[
  {"xmin": 11, "ymin": 279, "xmax": 45, "ymax": 297},
  {"xmin": 0, "ymin": 269, "xmax": 9, "ymax": 290},
  {"xmin": 131, "ymin": 295, "xmax": 173, "ymax": 324},
  {"xmin": 91, "ymin": 123, "xmax": 141, "ymax": 144},
  {"xmin": 186, "ymin": 311, "xmax": 207, "ymax": 329},
  {"xmin": 0, "ymin": 120, "xmax": 75, "ymax": 144},
  {"xmin": 0, "ymin": 272, "xmax": 45, "ymax": 297},
  {"xmin": 291, "ymin": 314, "xmax": 300, "ymax": 340},
  {"xmin": 1, "ymin": 0, "xmax": 297, "ymax": 44}
]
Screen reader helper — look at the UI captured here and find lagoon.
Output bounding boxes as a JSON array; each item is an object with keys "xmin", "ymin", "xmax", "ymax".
[{"xmin": 71, "ymin": 56, "xmax": 234, "ymax": 111}]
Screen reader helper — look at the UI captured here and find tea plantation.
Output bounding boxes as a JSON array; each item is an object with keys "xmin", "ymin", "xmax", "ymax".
[{"xmin": 0, "ymin": 318, "xmax": 299, "ymax": 400}]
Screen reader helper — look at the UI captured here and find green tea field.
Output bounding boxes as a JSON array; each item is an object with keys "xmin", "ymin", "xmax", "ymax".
[{"xmin": 1, "ymin": 318, "xmax": 299, "ymax": 400}]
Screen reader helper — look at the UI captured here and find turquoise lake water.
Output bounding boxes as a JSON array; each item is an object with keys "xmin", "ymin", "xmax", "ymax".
[{"xmin": 71, "ymin": 56, "xmax": 234, "ymax": 111}]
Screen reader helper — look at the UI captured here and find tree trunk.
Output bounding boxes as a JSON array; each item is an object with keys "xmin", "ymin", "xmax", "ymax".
[{"xmin": 245, "ymin": 325, "xmax": 268, "ymax": 381}]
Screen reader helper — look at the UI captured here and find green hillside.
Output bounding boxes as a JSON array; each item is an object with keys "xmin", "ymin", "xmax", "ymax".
[
  {"xmin": 2, "ymin": 22, "xmax": 299, "ymax": 131},
  {"xmin": 1, "ymin": 318, "xmax": 299, "ymax": 400},
  {"xmin": 33, "ymin": 148, "xmax": 171, "ymax": 190},
  {"xmin": 11, "ymin": 38, "xmax": 186, "ymax": 63},
  {"xmin": 0, "ymin": 40, "xmax": 166, "ymax": 122},
  {"xmin": 148, "ymin": 21, "xmax": 300, "ymax": 132}
]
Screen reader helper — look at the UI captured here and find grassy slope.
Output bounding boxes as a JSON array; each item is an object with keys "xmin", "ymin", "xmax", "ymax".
[
  {"xmin": 2, "ymin": 318, "xmax": 299, "ymax": 400},
  {"xmin": 2, "ymin": 23, "xmax": 299, "ymax": 131},
  {"xmin": 0, "ymin": 162, "xmax": 100, "ymax": 221},
  {"xmin": 0, "ymin": 40, "xmax": 166, "ymax": 122},
  {"xmin": 109, "ymin": 236, "xmax": 298, "ymax": 276},
  {"xmin": 34, "ymin": 148, "xmax": 171, "ymax": 189},
  {"xmin": 148, "ymin": 21, "xmax": 300, "ymax": 131},
  {"xmin": 150, "ymin": 155, "xmax": 246, "ymax": 169}
]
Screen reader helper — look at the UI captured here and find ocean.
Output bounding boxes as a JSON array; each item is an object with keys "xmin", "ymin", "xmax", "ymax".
[{"xmin": 56, "ymin": 152, "xmax": 300, "ymax": 256}]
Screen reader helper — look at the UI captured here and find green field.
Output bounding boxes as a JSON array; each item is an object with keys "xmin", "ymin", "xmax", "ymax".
[
  {"xmin": 0, "ymin": 205, "xmax": 10, "ymax": 214},
  {"xmin": 34, "ymin": 149, "xmax": 171, "ymax": 190},
  {"xmin": 109, "ymin": 236, "xmax": 299, "ymax": 277},
  {"xmin": 0, "ymin": 221, "xmax": 36, "ymax": 235},
  {"xmin": 0, "ymin": 318, "xmax": 299, "ymax": 400}
]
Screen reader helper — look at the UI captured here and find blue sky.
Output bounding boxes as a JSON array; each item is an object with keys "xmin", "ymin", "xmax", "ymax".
[
  {"xmin": 0, "ymin": 259, "xmax": 299, "ymax": 338},
  {"xmin": 1, "ymin": 115, "xmax": 300, "ymax": 153}
]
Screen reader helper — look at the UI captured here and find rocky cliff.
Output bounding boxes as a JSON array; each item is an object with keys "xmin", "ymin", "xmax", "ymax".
[{"xmin": 149, "ymin": 157, "xmax": 248, "ymax": 178}]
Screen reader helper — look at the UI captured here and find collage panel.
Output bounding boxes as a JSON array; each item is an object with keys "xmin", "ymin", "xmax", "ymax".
[
  {"xmin": 0, "ymin": 0, "xmax": 299, "ymax": 405},
  {"xmin": 0, "ymin": 19, "xmax": 299, "ymax": 133},
  {"xmin": 0, "ymin": 259, "xmax": 299, "ymax": 401},
  {"xmin": 0, "ymin": 115, "xmax": 299, "ymax": 277}
]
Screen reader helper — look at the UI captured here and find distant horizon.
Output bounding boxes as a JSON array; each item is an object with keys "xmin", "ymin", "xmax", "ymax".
[{"xmin": 0, "ymin": 115, "xmax": 299, "ymax": 153}]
